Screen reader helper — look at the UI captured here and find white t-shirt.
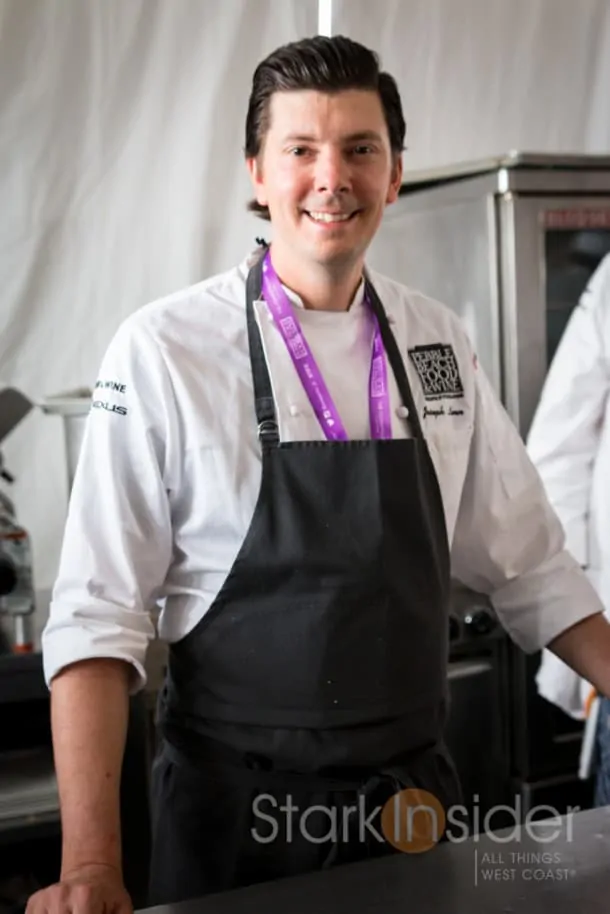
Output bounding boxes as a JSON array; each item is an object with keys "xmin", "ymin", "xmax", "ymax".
[{"xmin": 42, "ymin": 255, "xmax": 603, "ymax": 691}]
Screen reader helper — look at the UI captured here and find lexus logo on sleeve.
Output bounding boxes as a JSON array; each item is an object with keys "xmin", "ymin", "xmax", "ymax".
[{"xmin": 408, "ymin": 344, "xmax": 464, "ymax": 401}]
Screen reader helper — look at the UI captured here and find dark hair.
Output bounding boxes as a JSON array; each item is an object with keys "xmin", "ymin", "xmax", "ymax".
[{"xmin": 245, "ymin": 35, "xmax": 406, "ymax": 220}]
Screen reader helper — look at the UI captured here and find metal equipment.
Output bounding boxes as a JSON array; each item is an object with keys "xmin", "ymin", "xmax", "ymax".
[
  {"xmin": 0, "ymin": 388, "xmax": 36, "ymax": 653},
  {"xmin": 368, "ymin": 151, "xmax": 610, "ymax": 819}
]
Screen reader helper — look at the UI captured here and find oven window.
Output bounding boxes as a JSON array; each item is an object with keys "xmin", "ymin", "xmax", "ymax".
[{"xmin": 545, "ymin": 219, "xmax": 610, "ymax": 364}]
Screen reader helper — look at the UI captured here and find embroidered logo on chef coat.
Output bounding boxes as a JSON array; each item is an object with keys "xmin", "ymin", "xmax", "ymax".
[
  {"xmin": 91, "ymin": 378, "xmax": 129, "ymax": 417},
  {"xmin": 407, "ymin": 344, "xmax": 464, "ymax": 401}
]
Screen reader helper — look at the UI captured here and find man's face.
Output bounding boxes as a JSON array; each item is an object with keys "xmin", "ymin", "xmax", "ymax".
[{"xmin": 247, "ymin": 89, "xmax": 403, "ymax": 273}]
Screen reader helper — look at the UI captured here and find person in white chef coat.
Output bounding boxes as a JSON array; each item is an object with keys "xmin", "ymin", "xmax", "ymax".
[
  {"xmin": 28, "ymin": 33, "xmax": 610, "ymax": 914},
  {"xmin": 528, "ymin": 252, "xmax": 610, "ymax": 804}
]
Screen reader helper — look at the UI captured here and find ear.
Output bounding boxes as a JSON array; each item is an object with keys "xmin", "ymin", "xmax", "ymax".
[
  {"xmin": 246, "ymin": 157, "xmax": 268, "ymax": 206},
  {"xmin": 386, "ymin": 154, "xmax": 403, "ymax": 205}
]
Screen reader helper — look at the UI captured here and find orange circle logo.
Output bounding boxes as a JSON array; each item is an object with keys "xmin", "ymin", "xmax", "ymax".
[{"xmin": 381, "ymin": 788, "xmax": 445, "ymax": 853}]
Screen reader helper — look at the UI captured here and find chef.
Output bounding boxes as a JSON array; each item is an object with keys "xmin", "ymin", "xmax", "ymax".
[
  {"xmin": 30, "ymin": 34, "xmax": 610, "ymax": 914},
  {"xmin": 528, "ymin": 252, "xmax": 610, "ymax": 802}
]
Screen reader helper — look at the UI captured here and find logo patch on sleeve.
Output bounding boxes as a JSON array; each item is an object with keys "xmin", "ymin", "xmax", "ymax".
[{"xmin": 407, "ymin": 344, "xmax": 464, "ymax": 400}]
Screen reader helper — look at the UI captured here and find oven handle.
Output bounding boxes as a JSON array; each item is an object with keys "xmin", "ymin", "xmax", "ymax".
[{"xmin": 448, "ymin": 659, "xmax": 492, "ymax": 680}]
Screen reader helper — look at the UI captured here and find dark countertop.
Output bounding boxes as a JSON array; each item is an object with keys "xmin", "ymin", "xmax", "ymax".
[{"xmin": 139, "ymin": 806, "xmax": 610, "ymax": 914}]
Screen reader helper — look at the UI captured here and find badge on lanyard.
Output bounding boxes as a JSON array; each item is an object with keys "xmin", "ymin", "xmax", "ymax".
[{"xmin": 261, "ymin": 251, "xmax": 393, "ymax": 441}]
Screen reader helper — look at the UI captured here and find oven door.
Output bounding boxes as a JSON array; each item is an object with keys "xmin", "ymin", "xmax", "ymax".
[
  {"xmin": 445, "ymin": 649, "xmax": 510, "ymax": 827},
  {"xmin": 497, "ymin": 195, "xmax": 610, "ymax": 436},
  {"xmin": 497, "ymin": 196, "xmax": 610, "ymax": 803}
]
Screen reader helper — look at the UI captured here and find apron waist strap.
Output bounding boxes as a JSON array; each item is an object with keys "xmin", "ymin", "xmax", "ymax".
[{"xmin": 160, "ymin": 725, "xmax": 439, "ymax": 795}]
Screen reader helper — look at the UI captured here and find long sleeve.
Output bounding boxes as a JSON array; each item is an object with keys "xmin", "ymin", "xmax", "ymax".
[
  {"xmin": 450, "ymin": 346, "xmax": 604, "ymax": 655},
  {"xmin": 42, "ymin": 313, "xmax": 177, "ymax": 692},
  {"xmin": 526, "ymin": 255, "xmax": 610, "ymax": 717},
  {"xmin": 526, "ymin": 256, "xmax": 610, "ymax": 567}
]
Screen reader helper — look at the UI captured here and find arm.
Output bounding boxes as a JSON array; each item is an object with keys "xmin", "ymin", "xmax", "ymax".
[
  {"xmin": 450, "ymin": 338, "xmax": 606, "ymax": 676},
  {"xmin": 547, "ymin": 614, "xmax": 610, "ymax": 699},
  {"xmin": 526, "ymin": 258, "xmax": 610, "ymax": 714},
  {"xmin": 27, "ymin": 659, "xmax": 134, "ymax": 914},
  {"xmin": 527, "ymin": 257, "xmax": 610, "ymax": 567},
  {"xmin": 43, "ymin": 313, "xmax": 176, "ymax": 691},
  {"xmin": 51, "ymin": 659, "xmax": 130, "ymax": 877},
  {"xmin": 37, "ymin": 315, "xmax": 176, "ymax": 908}
]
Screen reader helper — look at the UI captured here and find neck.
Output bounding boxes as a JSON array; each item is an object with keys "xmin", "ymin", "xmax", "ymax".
[{"xmin": 268, "ymin": 245, "xmax": 364, "ymax": 312}]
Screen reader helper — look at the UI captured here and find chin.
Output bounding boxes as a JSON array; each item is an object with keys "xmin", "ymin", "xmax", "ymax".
[{"xmin": 315, "ymin": 234, "xmax": 367, "ymax": 257}]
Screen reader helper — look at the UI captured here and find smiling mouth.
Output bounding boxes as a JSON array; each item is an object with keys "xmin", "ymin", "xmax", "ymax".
[{"xmin": 303, "ymin": 210, "xmax": 359, "ymax": 224}]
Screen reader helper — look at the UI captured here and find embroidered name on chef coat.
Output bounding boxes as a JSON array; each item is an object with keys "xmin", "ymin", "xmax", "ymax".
[{"xmin": 408, "ymin": 344, "xmax": 464, "ymax": 401}]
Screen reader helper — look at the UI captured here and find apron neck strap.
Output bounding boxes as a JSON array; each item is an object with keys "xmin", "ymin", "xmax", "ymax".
[
  {"xmin": 245, "ymin": 249, "xmax": 280, "ymax": 446},
  {"xmin": 363, "ymin": 274, "xmax": 425, "ymax": 440}
]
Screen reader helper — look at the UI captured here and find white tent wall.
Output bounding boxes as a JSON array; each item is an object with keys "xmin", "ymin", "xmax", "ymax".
[
  {"xmin": 0, "ymin": 0, "xmax": 608, "ymax": 603},
  {"xmin": 335, "ymin": 0, "xmax": 610, "ymax": 168},
  {"xmin": 0, "ymin": 0, "xmax": 317, "ymax": 597}
]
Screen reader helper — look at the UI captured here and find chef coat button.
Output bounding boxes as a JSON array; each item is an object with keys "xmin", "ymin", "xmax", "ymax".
[
  {"xmin": 289, "ymin": 404, "xmax": 300, "ymax": 417},
  {"xmin": 396, "ymin": 405, "xmax": 409, "ymax": 418},
  {"xmin": 387, "ymin": 314, "xmax": 396, "ymax": 325}
]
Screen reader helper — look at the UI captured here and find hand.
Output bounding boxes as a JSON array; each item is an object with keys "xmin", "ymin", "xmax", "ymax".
[{"xmin": 26, "ymin": 863, "xmax": 132, "ymax": 914}]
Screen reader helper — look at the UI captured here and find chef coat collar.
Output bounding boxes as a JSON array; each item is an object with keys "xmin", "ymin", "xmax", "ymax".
[{"xmin": 241, "ymin": 251, "xmax": 366, "ymax": 314}]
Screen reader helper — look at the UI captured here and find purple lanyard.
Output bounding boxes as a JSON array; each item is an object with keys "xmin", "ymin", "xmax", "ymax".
[{"xmin": 261, "ymin": 251, "xmax": 392, "ymax": 441}]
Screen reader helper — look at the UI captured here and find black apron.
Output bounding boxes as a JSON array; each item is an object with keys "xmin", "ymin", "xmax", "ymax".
[{"xmin": 148, "ymin": 253, "xmax": 461, "ymax": 904}]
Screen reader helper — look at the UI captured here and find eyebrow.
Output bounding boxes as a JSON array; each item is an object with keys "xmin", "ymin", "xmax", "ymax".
[{"xmin": 282, "ymin": 131, "xmax": 384, "ymax": 144}]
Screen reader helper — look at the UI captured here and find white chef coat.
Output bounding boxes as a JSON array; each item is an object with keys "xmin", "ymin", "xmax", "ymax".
[
  {"xmin": 528, "ymin": 254, "xmax": 610, "ymax": 719},
  {"xmin": 42, "ymin": 253, "xmax": 603, "ymax": 692}
]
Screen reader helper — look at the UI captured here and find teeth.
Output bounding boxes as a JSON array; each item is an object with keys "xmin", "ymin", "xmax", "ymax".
[{"xmin": 307, "ymin": 211, "xmax": 352, "ymax": 223}]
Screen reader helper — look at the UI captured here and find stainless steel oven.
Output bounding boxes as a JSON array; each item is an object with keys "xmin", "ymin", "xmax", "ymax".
[
  {"xmin": 368, "ymin": 152, "xmax": 610, "ymax": 817},
  {"xmin": 445, "ymin": 584, "xmax": 511, "ymax": 829}
]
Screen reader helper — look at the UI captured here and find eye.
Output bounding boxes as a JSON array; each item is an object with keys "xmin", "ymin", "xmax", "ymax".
[
  {"xmin": 352, "ymin": 145, "xmax": 375, "ymax": 155},
  {"xmin": 287, "ymin": 146, "xmax": 311, "ymax": 157}
]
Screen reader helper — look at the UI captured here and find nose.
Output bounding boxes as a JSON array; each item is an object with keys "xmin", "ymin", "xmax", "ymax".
[{"xmin": 314, "ymin": 148, "xmax": 351, "ymax": 195}]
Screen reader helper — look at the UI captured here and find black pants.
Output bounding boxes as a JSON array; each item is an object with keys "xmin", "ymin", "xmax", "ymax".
[{"xmin": 595, "ymin": 697, "xmax": 610, "ymax": 806}]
